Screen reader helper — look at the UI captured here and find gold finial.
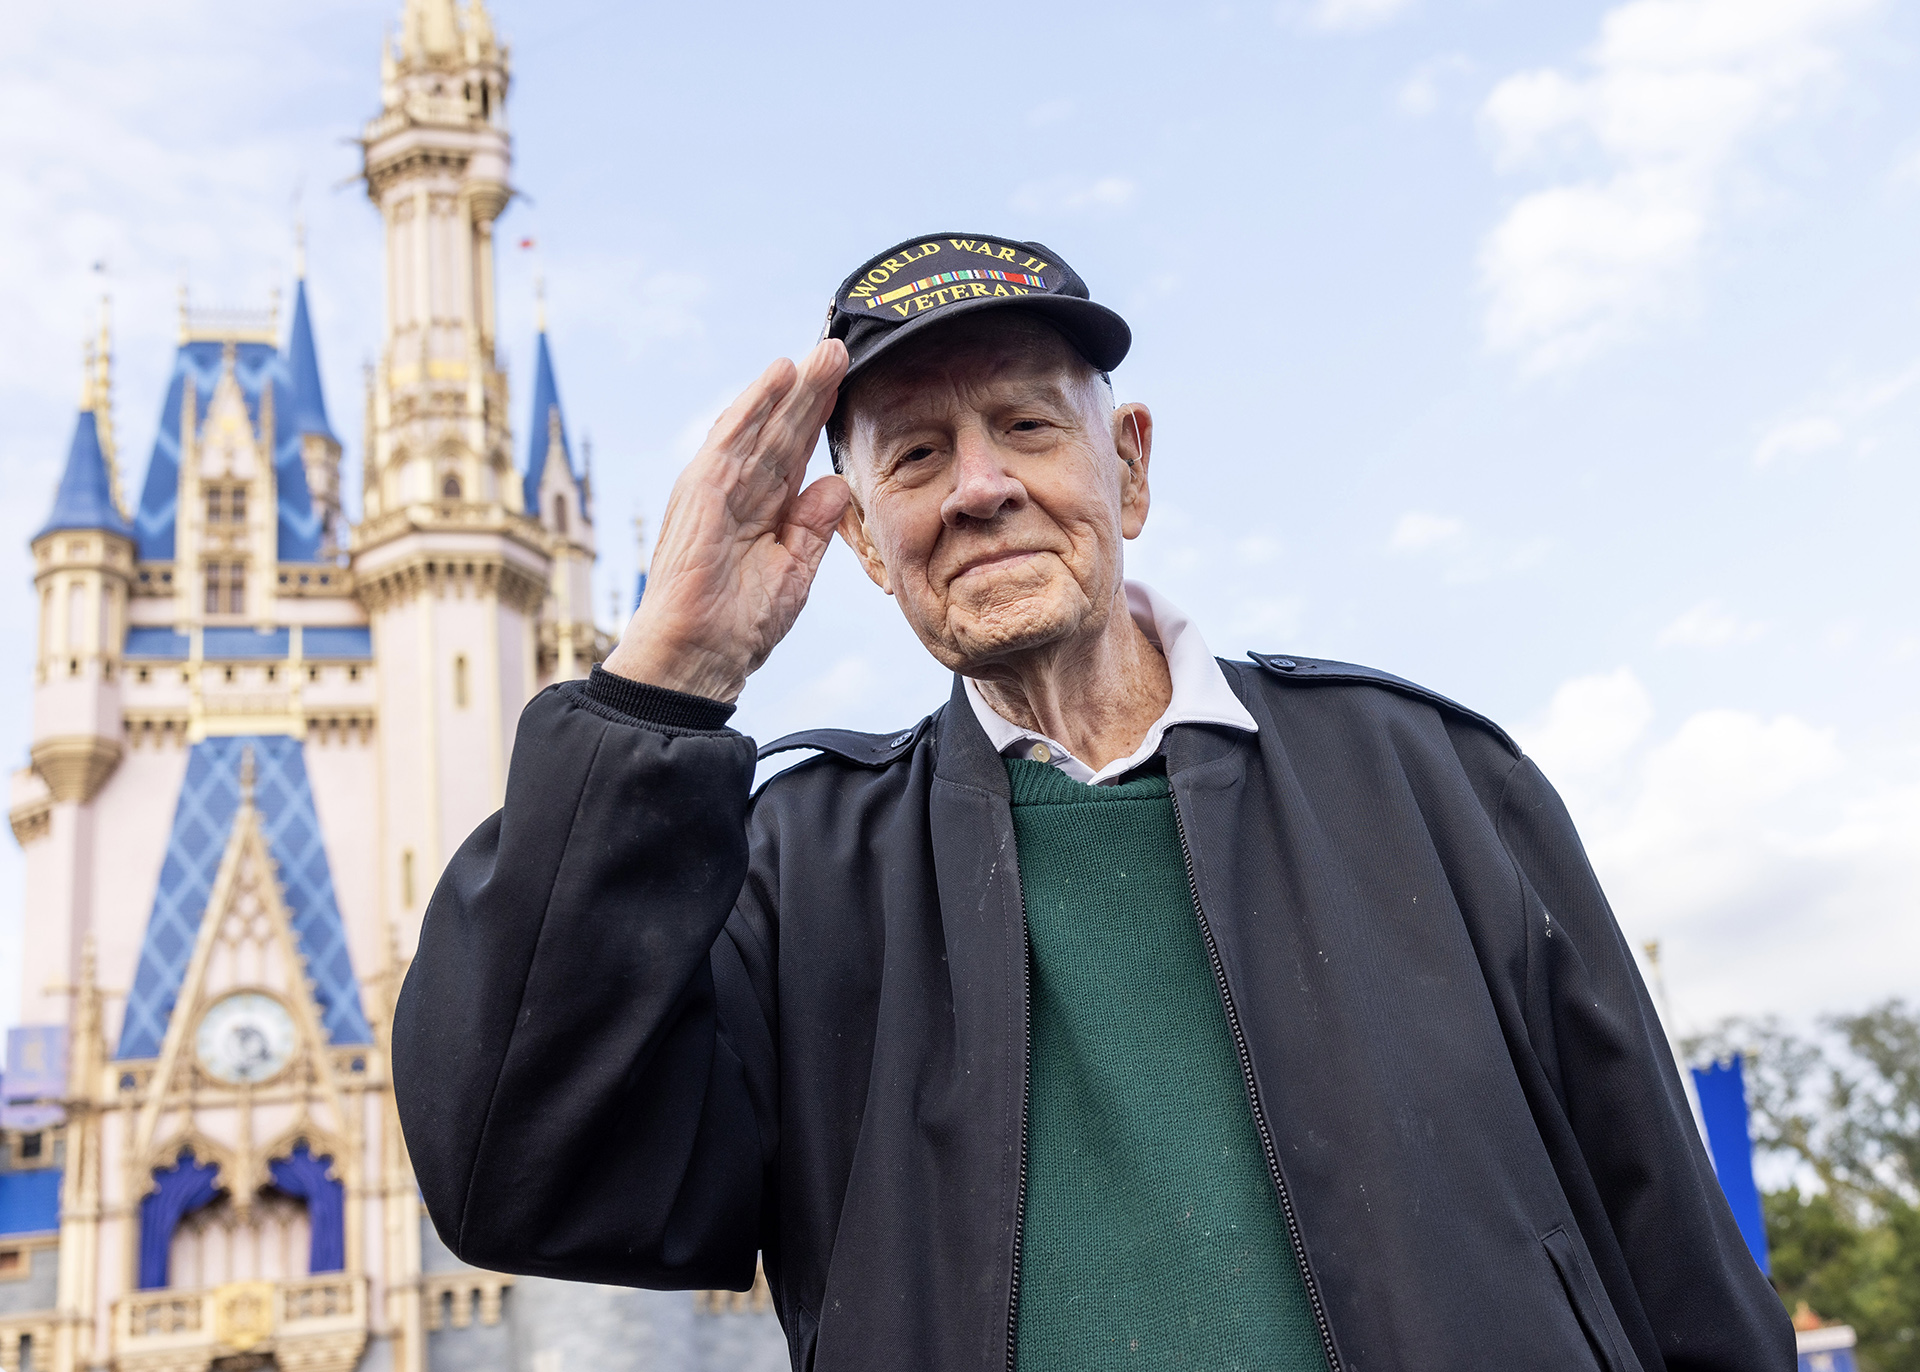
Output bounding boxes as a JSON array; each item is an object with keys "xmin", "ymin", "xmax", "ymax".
[
  {"xmin": 239, "ymin": 743, "xmax": 257, "ymax": 807},
  {"xmin": 294, "ymin": 215, "xmax": 307, "ymax": 281},
  {"xmin": 269, "ymin": 285, "xmax": 281, "ymax": 339},
  {"xmin": 177, "ymin": 279, "xmax": 190, "ymax": 344},
  {"xmin": 92, "ymin": 295, "xmax": 125, "ymax": 517},
  {"xmin": 465, "ymin": 0, "xmax": 496, "ymax": 53},
  {"xmin": 534, "ymin": 270, "xmax": 546, "ymax": 333}
]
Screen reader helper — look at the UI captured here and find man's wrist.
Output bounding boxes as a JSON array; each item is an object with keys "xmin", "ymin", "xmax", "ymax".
[
  {"xmin": 601, "ymin": 634, "xmax": 748, "ymax": 704},
  {"xmin": 584, "ymin": 666, "xmax": 736, "ymax": 731}
]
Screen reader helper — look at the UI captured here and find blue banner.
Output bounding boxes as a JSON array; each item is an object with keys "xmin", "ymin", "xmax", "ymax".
[{"xmin": 1691, "ymin": 1055, "xmax": 1769, "ymax": 1274}]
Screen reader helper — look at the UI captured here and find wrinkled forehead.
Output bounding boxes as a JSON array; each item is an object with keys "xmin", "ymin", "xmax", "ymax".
[{"xmin": 844, "ymin": 314, "xmax": 1095, "ymax": 429}]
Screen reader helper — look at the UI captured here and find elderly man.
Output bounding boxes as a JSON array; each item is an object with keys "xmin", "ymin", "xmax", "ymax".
[{"xmin": 394, "ymin": 234, "xmax": 1791, "ymax": 1371}]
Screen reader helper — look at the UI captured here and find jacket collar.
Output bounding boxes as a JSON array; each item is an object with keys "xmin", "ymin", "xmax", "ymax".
[
  {"xmin": 934, "ymin": 674, "xmax": 1015, "ymax": 796},
  {"xmin": 959, "ymin": 581, "xmax": 1258, "ymax": 784}
]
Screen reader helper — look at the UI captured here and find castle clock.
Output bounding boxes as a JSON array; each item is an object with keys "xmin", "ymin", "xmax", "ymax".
[{"xmin": 195, "ymin": 991, "xmax": 297, "ymax": 1085}]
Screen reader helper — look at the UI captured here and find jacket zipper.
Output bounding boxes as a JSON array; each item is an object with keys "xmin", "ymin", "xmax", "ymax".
[
  {"xmin": 1170, "ymin": 796, "xmax": 1343, "ymax": 1372},
  {"xmin": 1005, "ymin": 881, "xmax": 1033, "ymax": 1372}
]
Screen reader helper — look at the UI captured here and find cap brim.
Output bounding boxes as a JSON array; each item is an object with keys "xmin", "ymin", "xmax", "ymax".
[{"xmin": 839, "ymin": 294, "xmax": 1132, "ymax": 390}]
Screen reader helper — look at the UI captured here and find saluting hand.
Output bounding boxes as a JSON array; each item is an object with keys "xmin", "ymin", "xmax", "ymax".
[{"xmin": 602, "ymin": 339, "xmax": 852, "ymax": 704}]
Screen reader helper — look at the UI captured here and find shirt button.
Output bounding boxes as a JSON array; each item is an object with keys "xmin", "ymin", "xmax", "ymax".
[{"xmin": 1029, "ymin": 742, "xmax": 1052, "ymax": 763}]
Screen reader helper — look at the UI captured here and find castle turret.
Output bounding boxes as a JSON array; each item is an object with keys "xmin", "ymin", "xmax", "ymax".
[{"xmin": 14, "ymin": 347, "xmax": 136, "ymax": 1026}]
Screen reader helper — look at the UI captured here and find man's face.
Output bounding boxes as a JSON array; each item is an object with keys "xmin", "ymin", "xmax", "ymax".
[{"xmin": 837, "ymin": 314, "xmax": 1152, "ymax": 675}]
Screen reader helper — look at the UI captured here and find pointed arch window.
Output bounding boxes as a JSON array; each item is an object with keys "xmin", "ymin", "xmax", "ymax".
[
  {"xmin": 268, "ymin": 1143, "xmax": 345, "ymax": 1274},
  {"xmin": 554, "ymin": 493, "xmax": 568, "ymax": 535},
  {"xmin": 442, "ymin": 474, "xmax": 462, "ymax": 500},
  {"xmin": 138, "ymin": 1150, "xmax": 222, "ymax": 1289}
]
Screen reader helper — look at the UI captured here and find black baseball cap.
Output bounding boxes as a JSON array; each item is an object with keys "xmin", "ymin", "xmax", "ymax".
[{"xmin": 824, "ymin": 232, "xmax": 1132, "ymax": 390}]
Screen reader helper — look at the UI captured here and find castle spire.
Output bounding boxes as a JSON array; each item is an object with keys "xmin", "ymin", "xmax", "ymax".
[
  {"xmin": 285, "ymin": 276, "xmax": 336, "ymax": 443},
  {"xmin": 522, "ymin": 327, "xmax": 574, "ymax": 513},
  {"xmin": 40, "ymin": 346, "xmax": 133, "ymax": 542},
  {"xmin": 81, "ymin": 296, "xmax": 126, "ymax": 518}
]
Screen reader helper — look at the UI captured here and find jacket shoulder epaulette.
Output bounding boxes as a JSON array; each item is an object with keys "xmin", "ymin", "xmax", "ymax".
[
  {"xmin": 1246, "ymin": 652, "xmax": 1519, "ymax": 757},
  {"xmin": 756, "ymin": 718, "xmax": 930, "ymax": 769}
]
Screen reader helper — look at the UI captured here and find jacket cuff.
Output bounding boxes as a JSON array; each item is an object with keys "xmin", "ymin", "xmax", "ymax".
[{"xmin": 585, "ymin": 665, "xmax": 737, "ymax": 731}]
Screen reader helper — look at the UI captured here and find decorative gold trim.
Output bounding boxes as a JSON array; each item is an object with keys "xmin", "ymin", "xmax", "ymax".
[
  {"xmin": 304, "ymin": 712, "xmax": 378, "ymax": 747},
  {"xmin": 124, "ymin": 713, "xmax": 192, "ymax": 749},
  {"xmin": 8, "ymin": 800, "xmax": 50, "ymax": 846},
  {"xmin": 29, "ymin": 736, "xmax": 123, "ymax": 805},
  {"xmin": 212, "ymin": 1280, "xmax": 276, "ymax": 1351},
  {"xmin": 350, "ymin": 501, "xmax": 549, "ymax": 560},
  {"xmin": 354, "ymin": 544, "xmax": 547, "ymax": 617},
  {"xmin": 275, "ymin": 565, "xmax": 356, "ymax": 598}
]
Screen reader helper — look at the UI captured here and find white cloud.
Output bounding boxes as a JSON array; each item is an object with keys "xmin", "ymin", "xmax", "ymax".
[
  {"xmin": 1009, "ymin": 176, "xmax": 1139, "ymax": 215},
  {"xmin": 1753, "ymin": 414, "xmax": 1845, "ymax": 466},
  {"xmin": 1658, "ymin": 598, "xmax": 1768, "ymax": 647},
  {"xmin": 1388, "ymin": 510, "xmax": 1465, "ymax": 552},
  {"xmin": 1752, "ymin": 356, "xmax": 1920, "ymax": 466},
  {"xmin": 1385, "ymin": 512, "xmax": 1548, "ymax": 583},
  {"xmin": 1519, "ymin": 669, "xmax": 1920, "ymax": 1025},
  {"xmin": 1303, "ymin": 0, "xmax": 1418, "ymax": 33},
  {"xmin": 1478, "ymin": 0, "xmax": 1879, "ymax": 372},
  {"xmin": 1399, "ymin": 54, "xmax": 1474, "ymax": 117},
  {"xmin": 1516, "ymin": 666, "xmax": 1653, "ymax": 781}
]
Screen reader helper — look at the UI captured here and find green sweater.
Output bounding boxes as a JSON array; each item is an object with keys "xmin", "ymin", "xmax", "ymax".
[{"xmin": 1006, "ymin": 759, "xmax": 1327, "ymax": 1372}]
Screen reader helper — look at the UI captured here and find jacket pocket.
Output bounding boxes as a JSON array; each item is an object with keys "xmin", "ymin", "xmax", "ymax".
[
  {"xmin": 785, "ymin": 1300, "xmax": 819, "ymax": 1372},
  {"xmin": 1542, "ymin": 1226, "xmax": 1639, "ymax": 1372}
]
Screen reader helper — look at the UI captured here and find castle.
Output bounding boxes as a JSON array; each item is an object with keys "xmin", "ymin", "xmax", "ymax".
[{"xmin": 0, "ymin": 3, "xmax": 787, "ymax": 1368}]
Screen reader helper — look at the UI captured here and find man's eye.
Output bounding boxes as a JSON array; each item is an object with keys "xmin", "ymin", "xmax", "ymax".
[
  {"xmin": 898, "ymin": 446, "xmax": 935, "ymax": 465},
  {"xmin": 1009, "ymin": 420, "xmax": 1044, "ymax": 433}
]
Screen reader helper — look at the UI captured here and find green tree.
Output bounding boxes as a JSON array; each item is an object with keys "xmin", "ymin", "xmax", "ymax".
[{"xmin": 1687, "ymin": 1000, "xmax": 1920, "ymax": 1372}]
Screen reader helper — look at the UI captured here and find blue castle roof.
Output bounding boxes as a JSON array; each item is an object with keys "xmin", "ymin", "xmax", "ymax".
[
  {"xmin": 131, "ymin": 285, "xmax": 337, "ymax": 565},
  {"xmin": 284, "ymin": 280, "xmax": 336, "ymax": 444},
  {"xmin": 37, "ymin": 411, "xmax": 132, "ymax": 541},
  {"xmin": 116, "ymin": 735, "xmax": 371, "ymax": 1060},
  {"xmin": 522, "ymin": 332, "xmax": 580, "ymax": 514}
]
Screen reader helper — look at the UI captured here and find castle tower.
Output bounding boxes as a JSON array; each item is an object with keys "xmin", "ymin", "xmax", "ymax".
[
  {"xmin": 354, "ymin": 0, "xmax": 551, "ymax": 952},
  {"xmin": 14, "ymin": 343, "xmax": 136, "ymax": 1032},
  {"xmin": 522, "ymin": 318, "xmax": 597, "ymax": 681}
]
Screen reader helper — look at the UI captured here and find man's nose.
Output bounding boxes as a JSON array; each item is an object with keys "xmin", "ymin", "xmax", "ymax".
[{"xmin": 942, "ymin": 429, "xmax": 1024, "ymax": 526}]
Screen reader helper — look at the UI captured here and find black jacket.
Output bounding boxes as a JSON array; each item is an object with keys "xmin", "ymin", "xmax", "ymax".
[{"xmin": 393, "ymin": 654, "xmax": 1793, "ymax": 1372}]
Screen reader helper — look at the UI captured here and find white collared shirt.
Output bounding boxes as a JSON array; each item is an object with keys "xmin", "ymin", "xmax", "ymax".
[{"xmin": 963, "ymin": 581, "xmax": 1259, "ymax": 785}]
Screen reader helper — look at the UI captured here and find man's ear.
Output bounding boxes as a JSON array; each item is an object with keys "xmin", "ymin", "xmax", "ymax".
[
  {"xmin": 1113, "ymin": 402, "xmax": 1153, "ymax": 540},
  {"xmin": 837, "ymin": 491, "xmax": 894, "ymax": 596}
]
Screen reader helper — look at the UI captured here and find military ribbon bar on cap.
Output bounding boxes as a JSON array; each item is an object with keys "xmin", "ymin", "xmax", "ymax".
[{"xmin": 843, "ymin": 237, "xmax": 1054, "ymax": 318}]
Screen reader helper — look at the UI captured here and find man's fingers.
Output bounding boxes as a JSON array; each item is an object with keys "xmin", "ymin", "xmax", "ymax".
[
  {"xmin": 759, "ymin": 340, "xmax": 849, "ymax": 486},
  {"xmin": 702, "ymin": 356, "xmax": 800, "ymax": 462},
  {"xmin": 780, "ymin": 474, "xmax": 853, "ymax": 578}
]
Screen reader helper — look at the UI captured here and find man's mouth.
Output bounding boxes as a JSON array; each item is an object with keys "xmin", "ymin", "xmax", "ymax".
[{"xmin": 952, "ymin": 549, "xmax": 1046, "ymax": 581}]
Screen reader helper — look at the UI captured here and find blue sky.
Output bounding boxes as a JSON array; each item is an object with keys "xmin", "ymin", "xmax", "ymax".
[{"xmin": 2, "ymin": 0, "xmax": 1916, "ymax": 1034}]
